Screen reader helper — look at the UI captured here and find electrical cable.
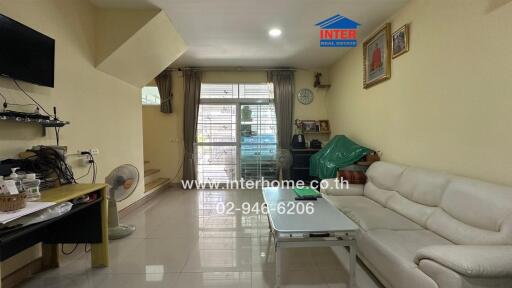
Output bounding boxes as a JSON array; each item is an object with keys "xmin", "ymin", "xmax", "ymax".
[
  {"xmin": 12, "ymin": 79, "xmax": 52, "ymax": 116},
  {"xmin": 75, "ymin": 162, "xmax": 93, "ymax": 181},
  {"xmin": 90, "ymin": 154, "xmax": 97, "ymax": 183},
  {"xmin": 26, "ymin": 146, "xmax": 77, "ymax": 185},
  {"xmin": 92, "ymin": 160, "xmax": 97, "ymax": 183},
  {"xmin": 54, "ymin": 127, "xmax": 60, "ymax": 146},
  {"xmin": 61, "ymin": 243, "xmax": 79, "ymax": 255},
  {"xmin": 1, "ymin": 87, "xmax": 42, "ymax": 111},
  {"xmin": 80, "ymin": 152, "xmax": 97, "ymax": 183},
  {"xmin": 0, "ymin": 91, "xmax": 6, "ymax": 103}
]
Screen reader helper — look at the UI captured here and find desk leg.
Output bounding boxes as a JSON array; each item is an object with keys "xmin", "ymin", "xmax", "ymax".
[
  {"xmin": 42, "ymin": 244, "xmax": 60, "ymax": 269},
  {"xmin": 91, "ymin": 187, "xmax": 109, "ymax": 267},
  {"xmin": 348, "ymin": 243, "xmax": 357, "ymax": 288}
]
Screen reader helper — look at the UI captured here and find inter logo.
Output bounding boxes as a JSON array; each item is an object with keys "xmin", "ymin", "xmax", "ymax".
[{"xmin": 316, "ymin": 14, "xmax": 361, "ymax": 47}]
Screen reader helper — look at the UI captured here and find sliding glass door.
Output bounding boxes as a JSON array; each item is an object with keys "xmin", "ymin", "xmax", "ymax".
[
  {"xmin": 196, "ymin": 83, "xmax": 277, "ymax": 183},
  {"xmin": 196, "ymin": 104, "xmax": 237, "ymax": 182},
  {"xmin": 240, "ymin": 104, "xmax": 277, "ymax": 181}
]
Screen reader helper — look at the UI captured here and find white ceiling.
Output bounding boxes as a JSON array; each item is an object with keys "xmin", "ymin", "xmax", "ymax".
[{"xmin": 91, "ymin": 0, "xmax": 409, "ymax": 69}]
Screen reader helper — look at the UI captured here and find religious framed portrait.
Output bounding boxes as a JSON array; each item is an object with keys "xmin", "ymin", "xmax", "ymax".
[
  {"xmin": 363, "ymin": 23, "xmax": 391, "ymax": 89},
  {"xmin": 392, "ymin": 24, "xmax": 409, "ymax": 58}
]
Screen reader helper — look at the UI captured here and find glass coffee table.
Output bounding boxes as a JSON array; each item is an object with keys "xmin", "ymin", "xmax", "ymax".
[{"xmin": 262, "ymin": 187, "xmax": 359, "ymax": 288}]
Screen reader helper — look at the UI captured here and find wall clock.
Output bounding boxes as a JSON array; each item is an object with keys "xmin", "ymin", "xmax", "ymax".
[{"xmin": 297, "ymin": 88, "xmax": 314, "ymax": 105}]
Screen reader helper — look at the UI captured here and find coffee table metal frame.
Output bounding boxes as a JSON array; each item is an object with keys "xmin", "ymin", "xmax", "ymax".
[{"xmin": 262, "ymin": 188, "xmax": 359, "ymax": 288}]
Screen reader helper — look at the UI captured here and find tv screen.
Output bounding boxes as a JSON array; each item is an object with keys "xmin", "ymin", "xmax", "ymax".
[{"xmin": 0, "ymin": 14, "xmax": 55, "ymax": 87}]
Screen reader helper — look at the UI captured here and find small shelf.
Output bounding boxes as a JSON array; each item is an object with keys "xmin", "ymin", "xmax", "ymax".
[
  {"xmin": 290, "ymin": 148, "xmax": 321, "ymax": 152},
  {"xmin": 303, "ymin": 131, "xmax": 331, "ymax": 134},
  {"xmin": 0, "ymin": 115, "xmax": 70, "ymax": 136}
]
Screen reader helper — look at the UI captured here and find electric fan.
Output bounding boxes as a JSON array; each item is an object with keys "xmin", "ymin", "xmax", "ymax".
[
  {"xmin": 105, "ymin": 164, "xmax": 139, "ymax": 240},
  {"xmin": 276, "ymin": 149, "xmax": 293, "ymax": 181}
]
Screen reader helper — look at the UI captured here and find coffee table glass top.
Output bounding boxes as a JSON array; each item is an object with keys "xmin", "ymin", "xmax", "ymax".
[{"xmin": 262, "ymin": 187, "xmax": 359, "ymax": 234}]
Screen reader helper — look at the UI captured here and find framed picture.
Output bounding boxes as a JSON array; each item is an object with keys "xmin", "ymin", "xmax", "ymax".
[
  {"xmin": 363, "ymin": 23, "xmax": 391, "ymax": 89},
  {"xmin": 318, "ymin": 120, "xmax": 330, "ymax": 132},
  {"xmin": 302, "ymin": 120, "xmax": 318, "ymax": 132},
  {"xmin": 392, "ymin": 24, "xmax": 409, "ymax": 58}
]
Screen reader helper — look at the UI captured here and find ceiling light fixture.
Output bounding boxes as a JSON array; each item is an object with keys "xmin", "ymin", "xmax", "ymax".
[{"xmin": 268, "ymin": 28, "xmax": 282, "ymax": 38}]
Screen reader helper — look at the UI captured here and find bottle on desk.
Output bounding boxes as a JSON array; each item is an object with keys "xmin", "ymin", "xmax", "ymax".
[
  {"xmin": 22, "ymin": 174, "xmax": 41, "ymax": 201},
  {"xmin": 8, "ymin": 167, "xmax": 22, "ymax": 191}
]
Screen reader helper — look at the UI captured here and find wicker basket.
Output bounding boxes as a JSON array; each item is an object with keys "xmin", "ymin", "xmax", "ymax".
[{"xmin": 0, "ymin": 193, "xmax": 27, "ymax": 212}]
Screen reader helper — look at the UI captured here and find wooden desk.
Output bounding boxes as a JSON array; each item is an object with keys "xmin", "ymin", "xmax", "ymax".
[{"xmin": 0, "ymin": 184, "xmax": 109, "ymax": 288}]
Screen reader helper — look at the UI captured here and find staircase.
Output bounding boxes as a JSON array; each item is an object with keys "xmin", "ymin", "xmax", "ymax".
[{"xmin": 144, "ymin": 160, "xmax": 170, "ymax": 193}]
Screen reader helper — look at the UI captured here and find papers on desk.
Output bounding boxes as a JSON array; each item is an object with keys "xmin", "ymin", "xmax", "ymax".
[{"xmin": 0, "ymin": 202, "xmax": 56, "ymax": 224}]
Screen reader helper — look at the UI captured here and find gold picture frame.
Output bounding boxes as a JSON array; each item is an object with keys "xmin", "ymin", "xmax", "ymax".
[
  {"xmin": 392, "ymin": 24, "xmax": 409, "ymax": 58},
  {"xmin": 363, "ymin": 23, "xmax": 391, "ymax": 89}
]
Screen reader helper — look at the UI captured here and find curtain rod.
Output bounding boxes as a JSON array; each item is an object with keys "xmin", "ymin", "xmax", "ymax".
[{"xmin": 166, "ymin": 67, "xmax": 296, "ymax": 72}]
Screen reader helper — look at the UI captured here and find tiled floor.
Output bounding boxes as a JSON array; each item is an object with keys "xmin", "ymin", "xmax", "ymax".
[{"xmin": 20, "ymin": 188, "xmax": 382, "ymax": 288}]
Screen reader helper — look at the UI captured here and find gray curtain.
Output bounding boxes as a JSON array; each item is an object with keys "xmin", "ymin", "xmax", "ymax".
[
  {"xmin": 182, "ymin": 70, "xmax": 202, "ymax": 182},
  {"xmin": 155, "ymin": 70, "xmax": 173, "ymax": 113},
  {"xmin": 268, "ymin": 70, "xmax": 295, "ymax": 179}
]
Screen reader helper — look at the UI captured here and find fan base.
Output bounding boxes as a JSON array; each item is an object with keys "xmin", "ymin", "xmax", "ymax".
[{"xmin": 109, "ymin": 224, "xmax": 136, "ymax": 240}]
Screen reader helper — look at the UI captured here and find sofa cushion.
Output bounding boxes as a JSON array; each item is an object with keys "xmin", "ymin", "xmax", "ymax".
[
  {"xmin": 364, "ymin": 181, "xmax": 396, "ymax": 206},
  {"xmin": 365, "ymin": 161, "xmax": 405, "ymax": 191},
  {"xmin": 396, "ymin": 167, "xmax": 449, "ymax": 207},
  {"xmin": 426, "ymin": 209, "xmax": 512, "ymax": 245},
  {"xmin": 440, "ymin": 177, "xmax": 512, "ymax": 232},
  {"xmin": 323, "ymin": 195, "xmax": 382, "ymax": 213},
  {"xmin": 387, "ymin": 194, "xmax": 438, "ymax": 227},
  {"xmin": 418, "ymin": 259, "xmax": 512, "ymax": 288},
  {"xmin": 424, "ymin": 176, "xmax": 512, "ymax": 245},
  {"xmin": 344, "ymin": 207, "xmax": 423, "ymax": 231},
  {"xmin": 358, "ymin": 229, "xmax": 452, "ymax": 288}
]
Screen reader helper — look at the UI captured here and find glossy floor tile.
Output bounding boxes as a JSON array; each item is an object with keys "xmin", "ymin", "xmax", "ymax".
[{"xmin": 19, "ymin": 188, "xmax": 382, "ymax": 288}]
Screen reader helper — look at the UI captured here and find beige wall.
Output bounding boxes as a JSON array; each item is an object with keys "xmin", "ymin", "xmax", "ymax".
[
  {"xmin": 141, "ymin": 69, "xmax": 330, "ymax": 180},
  {"xmin": 0, "ymin": 0, "xmax": 149, "ymax": 275},
  {"xmin": 97, "ymin": 11, "xmax": 188, "ymax": 87},
  {"xmin": 95, "ymin": 8, "xmax": 158, "ymax": 64},
  {"xmin": 326, "ymin": 0, "xmax": 512, "ymax": 185},
  {"xmin": 142, "ymin": 72, "xmax": 184, "ymax": 182}
]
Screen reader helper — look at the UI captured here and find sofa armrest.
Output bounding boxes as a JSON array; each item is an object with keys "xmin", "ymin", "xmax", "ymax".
[
  {"xmin": 414, "ymin": 245, "xmax": 512, "ymax": 278},
  {"xmin": 320, "ymin": 179, "xmax": 364, "ymax": 196}
]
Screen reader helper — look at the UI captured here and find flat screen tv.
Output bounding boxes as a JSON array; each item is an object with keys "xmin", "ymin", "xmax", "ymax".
[{"xmin": 0, "ymin": 14, "xmax": 55, "ymax": 87}]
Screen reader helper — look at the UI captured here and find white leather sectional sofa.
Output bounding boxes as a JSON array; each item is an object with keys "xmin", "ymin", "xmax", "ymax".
[{"xmin": 320, "ymin": 161, "xmax": 512, "ymax": 288}]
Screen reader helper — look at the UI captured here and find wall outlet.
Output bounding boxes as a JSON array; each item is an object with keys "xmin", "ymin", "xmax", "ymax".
[
  {"xmin": 80, "ymin": 157, "xmax": 92, "ymax": 167},
  {"xmin": 77, "ymin": 148, "xmax": 100, "ymax": 155}
]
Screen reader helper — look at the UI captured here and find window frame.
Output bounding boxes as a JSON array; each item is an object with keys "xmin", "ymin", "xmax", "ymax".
[{"xmin": 141, "ymin": 86, "xmax": 161, "ymax": 106}]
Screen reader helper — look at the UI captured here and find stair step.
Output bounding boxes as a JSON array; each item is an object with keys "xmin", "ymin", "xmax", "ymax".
[
  {"xmin": 145, "ymin": 177, "xmax": 170, "ymax": 193},
  {"xmin": 144, "ymin": 169, "xmax": 160, "ymax": 177}
]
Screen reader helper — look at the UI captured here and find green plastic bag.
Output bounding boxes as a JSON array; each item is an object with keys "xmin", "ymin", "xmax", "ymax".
[{"xmin": 309, "ymin": 135, "xmax": 371, "ymax": 179}]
